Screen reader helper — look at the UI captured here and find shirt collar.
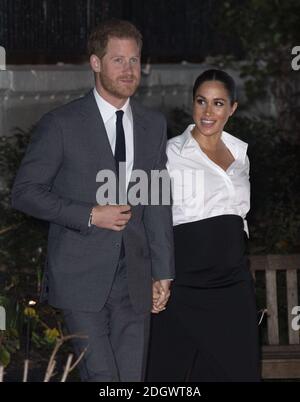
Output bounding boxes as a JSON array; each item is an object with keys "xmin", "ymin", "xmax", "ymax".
[
  {"xmin": 178, "ymin": 124, "xmax": 197, "ymax": 154},
  {"xmin": 179, "ymin": 124, "xmax": 248, "ymax": 163},
  {"xmin": 221, "ymin": 131, "xmax": 248, "ymax": 163},
  {"xmin": 93, "ymin": 88, "xmax": 131, "ymax": 124}
]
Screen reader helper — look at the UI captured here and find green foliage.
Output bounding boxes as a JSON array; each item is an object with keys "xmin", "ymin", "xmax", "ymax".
[
  {"xmin": 226, "ymin": 115, "xmax": 300, "ymax": 253},
  {"xmin": 167, "ymin": 108, "xmax": 192, "ymax": 139},
  {"xmin": 216, "ymin": 0, "xmax": 300, "ymax": 144},
  {"xmin": 0, "ymin": 344, "xmax": 11, "ymax": 367},
  {"xmin": 208, "ymin": 0, "xmax": 300, "ymax": 252},
  {"xmin": 0, "ymin": 129, "xmax": 60, "ymax": 369},
  {"xmin": 0, "ymin": 290, "xmax": 21, "ymax": 367},
  {"xmin": 0, "ymin": 130, "xmax": 48, "ymax": 272},
  {"xmin": 221, "ymin": 0, "xmax": 300, "ymax": 50},
  {"xmin": 0, "ymin": 296, "xmax": 19, "ymax": 367}
]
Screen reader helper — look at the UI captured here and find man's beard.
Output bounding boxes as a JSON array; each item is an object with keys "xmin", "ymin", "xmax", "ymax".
[{"xmin": 99, "ymin": 72, "xmax": 140, "ymax": 99}]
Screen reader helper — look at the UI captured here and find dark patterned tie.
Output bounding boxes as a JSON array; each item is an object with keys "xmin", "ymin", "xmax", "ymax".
[
  {"xmin": 115, "ymin": 110, "xmax": 126, "ymax": 171},
  {"xmin": 115, "ymin": 110, "xmax": 126, "ymax": 259}
]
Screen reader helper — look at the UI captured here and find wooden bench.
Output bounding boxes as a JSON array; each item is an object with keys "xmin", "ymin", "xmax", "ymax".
[{"xmin": 250, "ymin": 254, "xmax": 300, "ymax": 379}]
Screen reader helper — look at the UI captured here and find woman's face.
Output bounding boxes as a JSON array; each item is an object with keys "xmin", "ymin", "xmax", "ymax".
[{"xmin": 192, "ymin": 80, "xmax": 237, "ymax": 138}]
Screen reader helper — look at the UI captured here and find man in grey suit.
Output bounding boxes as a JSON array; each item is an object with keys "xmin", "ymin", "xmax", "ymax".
[{"xmin": 12, "ymin": 19, "xmax": 174, "ymax": 382}]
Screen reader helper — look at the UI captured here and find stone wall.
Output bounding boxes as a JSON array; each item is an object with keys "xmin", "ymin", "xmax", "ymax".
[
  {"xmin": 0, "ymin": 63, "xmax": 224, "ymax": 223},
  {"xmin": 0, "ymin": 63, "xmax": 249, "ymax": 137}
]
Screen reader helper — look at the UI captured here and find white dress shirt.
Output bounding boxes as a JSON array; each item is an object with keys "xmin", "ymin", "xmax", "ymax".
[
  {"xmin": 167, "ymin": 124, "xmax": 250, "ymax": 235},
  {"xmin": 93, "ymin": 88, "xmax": 134, "ymax": 188}
]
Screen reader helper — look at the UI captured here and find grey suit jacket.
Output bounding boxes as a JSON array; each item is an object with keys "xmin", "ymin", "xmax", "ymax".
[{"xmin": 11, "ymin": 91, "xmax": 174, "ymax": 313}]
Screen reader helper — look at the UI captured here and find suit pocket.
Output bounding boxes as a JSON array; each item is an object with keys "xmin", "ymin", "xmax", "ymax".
[{"xmin": 58, "ymin": 228, "xmax": 92, "ymax": 257}]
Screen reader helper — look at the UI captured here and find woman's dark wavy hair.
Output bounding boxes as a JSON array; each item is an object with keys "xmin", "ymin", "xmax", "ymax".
[{"xmin": 192, "ymin": 69, "xmax": 237, "ymax": 105}]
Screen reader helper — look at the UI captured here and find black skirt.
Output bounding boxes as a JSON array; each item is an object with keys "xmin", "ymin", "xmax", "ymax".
[
  {"xmin": 173, "ymin": 214, "xmax": 252, "ymax": 288},
  {"xmin": 146, "ymin": 215, "xmax": 260, "ymax": 382}
]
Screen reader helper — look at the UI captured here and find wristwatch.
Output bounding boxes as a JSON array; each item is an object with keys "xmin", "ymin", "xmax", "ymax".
[{"xmin": 88, "ymin": 210, "xmax": 93, "ymax": 227}]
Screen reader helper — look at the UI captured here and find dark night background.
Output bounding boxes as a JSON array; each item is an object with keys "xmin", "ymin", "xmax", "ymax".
[{"xmin": 0, "ymin": 0, "xmax": 244, "ymax": 63}]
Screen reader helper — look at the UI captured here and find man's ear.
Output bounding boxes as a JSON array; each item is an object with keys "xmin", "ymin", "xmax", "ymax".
[{"xmin": 90, "ymin": 54, "xmax": 101, "ymax": 73}]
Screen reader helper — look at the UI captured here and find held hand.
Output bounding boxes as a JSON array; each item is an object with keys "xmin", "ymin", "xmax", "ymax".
[
  {"xmin": 152, "ymin": 281, "xmax": 162, "ymax": 314},
  {"xmin": 151, "ymin": 279, "xmax": 172, "ymax": 314},
  {"xmin": 91, "ymin": 205, "xmax": 131, "ymax": 231}
]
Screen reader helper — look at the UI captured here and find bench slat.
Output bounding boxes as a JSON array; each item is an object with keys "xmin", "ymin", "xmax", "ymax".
[
  {"xmin": 249, "ymin": 254, "xmax": 300, "ymax": 271},
  {"xmin": 286, "ymin": 269, "xmax": 300, "ymax": 345},
  {"xmin": 248, "ymin": 254, "xmax": 300, "ymax": 378},
  {"xmin": 249, "ymin": 255, "xmax": 267, "ymax": 271},
  {"xmin": 262, "ymin": 358, "xmax": 300, "ymax": 379},
  {"xmin": 262, "ymin": 344, "xmax": 300, "ymax": 357},
  {"xmin": 266, "ymin": 270, "xmax": 279, "ymax": 345}
]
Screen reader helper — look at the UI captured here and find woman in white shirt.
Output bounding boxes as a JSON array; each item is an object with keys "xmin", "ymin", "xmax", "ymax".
[{"xmin": 147, "ymin": 69, "xmax": 260, "ymax": 381}]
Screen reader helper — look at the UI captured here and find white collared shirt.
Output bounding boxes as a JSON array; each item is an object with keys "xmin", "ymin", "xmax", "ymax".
[
  {"xmin": 93, "ymin": 88, "xmax": 134, "ymax": 188},
  {"xmin": 167, "ymin": 124, "xmax": 250, "ymax": 235}
]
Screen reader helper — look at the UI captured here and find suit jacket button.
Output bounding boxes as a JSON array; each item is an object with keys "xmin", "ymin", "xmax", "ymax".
[{"xmin": 115, "ymin": 243, "xmax": 120, "ymax": 248}]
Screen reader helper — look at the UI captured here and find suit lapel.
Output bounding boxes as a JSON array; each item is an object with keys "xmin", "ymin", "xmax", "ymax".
[
  {"xmin": 130, "ymin": 100, "xmax": 148, "ymax": 174},
  {"xmin": 79, "ymin": 93, "xmax": 153, "ymax": 200},
  {"xmin": 79, "ymin": 91, "xmax": 117, "ymax": 175},
  {"xmin": 128, "ymin": 100, "xmax": 155, "ymax": 198}
]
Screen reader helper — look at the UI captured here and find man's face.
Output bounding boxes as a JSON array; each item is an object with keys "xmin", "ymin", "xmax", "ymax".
[{"xmin": 92, "ymin": 37, "xmax": 141, "ymax": 107}]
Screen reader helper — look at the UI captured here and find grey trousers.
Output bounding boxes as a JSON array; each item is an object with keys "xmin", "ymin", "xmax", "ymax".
[{"xmin": 63, "ymin": 258, "xmax": 150, "ymax": 382}]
